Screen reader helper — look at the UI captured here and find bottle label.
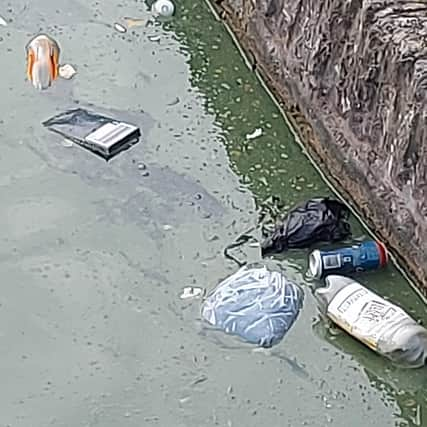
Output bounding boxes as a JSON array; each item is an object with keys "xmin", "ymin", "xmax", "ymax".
[
  {"xmin": 85, "ymin": 122, "xmax": 140, "ymax": 150},
  {"xmin": 327, "ymin": 283, "xmax": 410, "ymax": 350},
  {"xmin": 322, "ymin": 254, "xmax": 342, "ymax": 270}
]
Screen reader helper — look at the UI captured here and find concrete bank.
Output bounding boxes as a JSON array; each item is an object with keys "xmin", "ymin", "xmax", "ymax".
[{"xmin": 209, "ymin": 0, "xmax": 427, "ymax": 295}]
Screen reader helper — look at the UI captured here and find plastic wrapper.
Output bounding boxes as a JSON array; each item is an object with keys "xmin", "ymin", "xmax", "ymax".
[
  {"xmin": 43, "ymin": 108, "xmax": 141, "ymax": 160},
  {"xmin": 201, "ymin": 264, "xmax": 304, "ymax": 347},
  {"xmin": 261, "ymin": 197, "xmax": 351, "ymax": 255}
]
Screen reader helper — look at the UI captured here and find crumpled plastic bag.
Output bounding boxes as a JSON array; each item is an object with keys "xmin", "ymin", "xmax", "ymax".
[
  {"xmin": 201, "ymin": 264, "xmax": 303, "ymax": 347},
  {"xmin": 261, "ymin": 197, "xmax": 351, "ymax": 255}
]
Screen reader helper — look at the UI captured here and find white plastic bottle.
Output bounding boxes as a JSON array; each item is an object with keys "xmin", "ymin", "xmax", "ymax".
[{"xmin": 315, "ymin": 275, "xmax": 427, "ymax": 368}]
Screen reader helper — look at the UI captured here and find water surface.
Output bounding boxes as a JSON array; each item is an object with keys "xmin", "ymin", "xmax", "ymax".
[{"xmin": 0, "ymin": 1, "xmax": 425, "ymax": 426}]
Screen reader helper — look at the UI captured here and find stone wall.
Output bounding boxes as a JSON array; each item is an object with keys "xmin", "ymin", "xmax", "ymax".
[{"xmin": 212, "ymin": 0, "xmax": 427, "ymax": 295}]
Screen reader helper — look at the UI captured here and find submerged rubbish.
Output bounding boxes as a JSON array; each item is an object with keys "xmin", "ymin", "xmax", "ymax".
[
  {"xmin": 26, "ymin": 34, "xmax": 60, "ymax": 90},
  {"xmin": 152, "ymin": 0, "xmax": 175, "ymax": 17},
  {"xmin": 261, "ymin": 197, "xmax": 351, "ymax": 255},
  {"xmin": 315, "ymin": 275, "xmax": 427, "ymax": 368},
  {"xmin": 43, "ymin": 108, "xmax": 141, "ymax": 160},
  {"xmin": 0, "ymin": 15, "xmax": 7, "ymax": 26},
  {"xmin": 309, "ymin": 240, "xmax": 388, "ymax": 279},
  {"xmin": 148, "ymin": 35, "xmax": 161, "ymax": 43},
  {"xmin": 201, "ymin": 263, "xmax": 303, "ymax": 347}
]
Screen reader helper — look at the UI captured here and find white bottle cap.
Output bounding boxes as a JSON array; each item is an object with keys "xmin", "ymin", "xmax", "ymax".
[{"xmin": 309, "ymin": 250, "xmax": 322, "ymax": 278}]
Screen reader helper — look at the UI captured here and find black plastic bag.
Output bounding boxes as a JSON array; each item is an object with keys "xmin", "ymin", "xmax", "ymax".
[{"xmin": 261, "ymin": 197, "xmax": 351, "ymax": 255}]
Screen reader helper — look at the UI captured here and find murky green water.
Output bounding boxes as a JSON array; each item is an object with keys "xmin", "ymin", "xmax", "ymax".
[{"xmin": 0, "ymin": 0, "xmax": 425, "ymax": 426}]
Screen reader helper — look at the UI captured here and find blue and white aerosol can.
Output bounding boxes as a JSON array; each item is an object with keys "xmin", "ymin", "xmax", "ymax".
[{"xmin": 309, "ymin": 240, "xmax": 388, "ymax": 279}]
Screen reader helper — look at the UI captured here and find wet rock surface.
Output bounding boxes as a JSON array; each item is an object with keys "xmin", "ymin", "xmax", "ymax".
[{"xmin": 213, "ymin": 0, "xmax": 427, "ymax": 294}]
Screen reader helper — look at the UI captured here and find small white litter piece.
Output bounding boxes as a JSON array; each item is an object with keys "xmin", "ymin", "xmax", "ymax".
[
  {"xmin": 58, "ymin": 64, "xmax": 77, "ymax": 80},
  {"xmin": 245, "ymin": 128, "xmax": 263, "ymax": 140},
  {"xmin": 113, "ymin": 22, "xmax": 127, "ymax": 33},
  {"xmin": 152, "ymin": 0, "xmax": 175, "ymax": 18},
  {"xmin": 180, "ymin": 286, "xmax": 203, "ymax": 300},
  {"xmin": 148, "ymin": 35, "xmax": 161, "ymax": 42},
  {"xmin": 0, "ymin": 16, "xmax": 7, "ymax": 26}
]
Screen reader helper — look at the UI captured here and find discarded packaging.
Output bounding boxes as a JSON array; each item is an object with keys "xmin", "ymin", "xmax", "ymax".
[
  {"xmin": 58, "ymin": 64, "xmax": 77, "ymax": 80},
  {"xmin": 309, "ymin": 240, "xmax": 388, "ymax": 279},
  {"xmin": 0, "ymin": 15, "xmax": 7, "ymax": 26},
  {"xmin": 148, "ymin": 35, "xmax": 161, "ymax": 43},
  {"xmin": 261, "ymin": 197, "xmax": 351, "ymax": 255},
  {"xmin": 26, "ymin": 34, "xmax": 60, "ymax": 90},
  {"xmin": 315, "ymin": 275, "xmax": 427, "ymax": 368},
  {"xmin": 201, "ymin": 263, "xmax": 303, "ymax": 347},
  {"xmin": 42, "ymin": 108, "xmax": 141, "ymax": 160},
  {"xmin": 152, "ymin": 0, "xmax": 175, "ymax": 17},
  {"xmin": 113, "ymin": 22, "xmax": 127, "ymax": 33},
  {"xmin": 180, "ymin": 287, "xmax": 203, "ymax": 300},
  {"xmin": 245, "ymin": 128, "xmax": 263, "ymax": 140}
]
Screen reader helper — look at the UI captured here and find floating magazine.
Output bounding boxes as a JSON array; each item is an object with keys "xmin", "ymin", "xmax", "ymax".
[{"xmin": 43, "ymin": 108, "xmax": 141, "ymax": 160}]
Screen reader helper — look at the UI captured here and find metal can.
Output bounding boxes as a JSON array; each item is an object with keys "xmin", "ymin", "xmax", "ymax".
[{"xmin": 309, "ymin": 240, "xmax": 388, "ymax": 279}]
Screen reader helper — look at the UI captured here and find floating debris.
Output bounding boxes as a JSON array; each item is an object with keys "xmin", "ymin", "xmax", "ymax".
[
  {"xmin": 245, "ymin": 128, "xmax": 263, "ymax": 140},
  {"xmin": 152, "ymin": 0, "xmax": 175, "ymax": 18},
  {"xmin": 58, "ymin": 63, "xmax": 77, "ymax": 80},
  {"xmin": 43, "ymin": 108, "xmax": 141, "ymax": 161},
  {"xmin": 26, "ymin": 34, "xmax": 60, "ymax": 90},
  {"xmin": 201, "ymin": 264, "xmax": 304, "ymax": 347},
  {"xmin": 113, "ymin": 22, "xmax": 127, "ymax": 33},
  {"xmin": 124, "ymin": 17, "xmax": 145, "ymax": 28},
  {"xmin": 0, "ymin": 15, "xmax": 7, "ymax": 26},
  {"xmin": 148, "ymin": 35, "xmax": 161, "ymax": 43},
  {"xmin": 163, "ymin": 224, "xmax": 173, "ymax": 231},
  {"xmin": 261, "ymin": 198, "xmax": 352, "ymax": 255},
  {"xmin": 180, "ymin": 286, "xmax": 203, "ymax": 300},
  {"xmin": 309, "ymin": 240, "xmax": 388, "ymax": 279},
  {"xmin": 137, "ymin": 162, "xmax": 147, "ymax": 171},
  {"xmin": 315, "ymin": 275, "xmax": 427, "ymax": 368}
]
